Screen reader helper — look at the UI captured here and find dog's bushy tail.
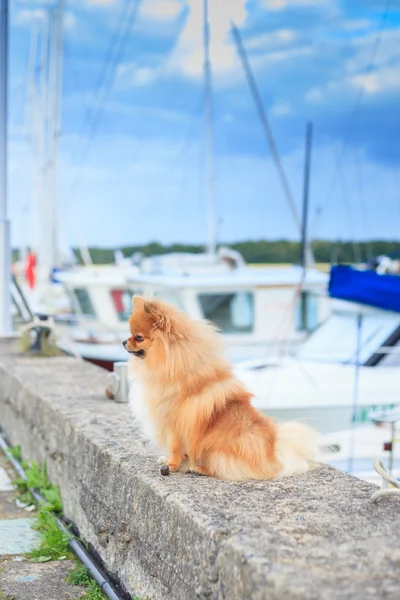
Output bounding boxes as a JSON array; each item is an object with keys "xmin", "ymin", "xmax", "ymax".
[{"xmin": 275, "ymin": 422, "xmax": 319, "ymax": 478}]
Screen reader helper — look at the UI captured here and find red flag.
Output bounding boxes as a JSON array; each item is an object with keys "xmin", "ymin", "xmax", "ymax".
[{"xmin": 25, "ymin": 253, "xmax": 36, "ymax": 289}]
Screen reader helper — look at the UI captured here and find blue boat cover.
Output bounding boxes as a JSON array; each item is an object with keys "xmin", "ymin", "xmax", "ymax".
[{"xmin": 329, "ymin": 265, "xmax": 400, "ymax": 314}]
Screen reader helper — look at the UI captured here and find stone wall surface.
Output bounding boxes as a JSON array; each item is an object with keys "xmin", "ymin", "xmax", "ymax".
[{"xmin": 1, "ymin": 340, "xmax": 400, "ymax": 599}]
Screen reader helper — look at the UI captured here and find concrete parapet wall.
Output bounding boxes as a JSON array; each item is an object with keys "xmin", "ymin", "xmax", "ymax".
[{"xmin": 1, "ymin": 340, "xmax": 400, "ymax": 599}]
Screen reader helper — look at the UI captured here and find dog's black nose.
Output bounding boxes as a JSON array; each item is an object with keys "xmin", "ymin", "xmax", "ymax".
[{"xmin": 122, "ymin": 340, "xmax": 128, "ymax": 348}]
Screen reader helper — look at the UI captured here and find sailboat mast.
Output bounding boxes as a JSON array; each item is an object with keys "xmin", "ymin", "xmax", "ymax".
[
  {"xmin": 0, "ymin": 0, "xmax": 12, "ymax": 335},
  {"xmin": 300, "ymin": 121, "xmax": 313, "ymax": 271},
  {"xmin": 35, "ymin": 0, "xmax": 64, "ymax": 278},
  {"xmin": 202, "ymin": 0, "xmax": 216, "ymax": 256},
  {"xmin": 299, "ymin": 121, "xmax": 313, "ymax": 331},
  {"xmin": 47, "ymin": 0, "xmax": 65, "ymax": 269}
]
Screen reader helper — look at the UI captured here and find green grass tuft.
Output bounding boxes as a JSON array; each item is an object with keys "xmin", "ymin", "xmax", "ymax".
[
  {"xmin": 7, "ymin": 444, "xmax": 22, "ymax": 461},
  {"xmin": 67, "ymin": 563, "xmax": 90, "ymax": 586},
  {"xmin": 7, "ymin": 445, "xmax": 128, "ymax": 599},
  {"xmin": 27, "ymin": 509, "xmax": 73, "ymax": 562},
  {"xmin": 13, "ymin": 459, "xmax": 62, "ymax": 513},
  {"xmin": 67, "ymin": 564, "xmax": 107, "ymax": 599}
]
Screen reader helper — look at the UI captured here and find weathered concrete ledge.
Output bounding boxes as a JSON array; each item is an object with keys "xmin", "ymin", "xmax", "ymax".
[{"xmin": 1, "ymin": 340, "xmax": 400, "ymax": 600}]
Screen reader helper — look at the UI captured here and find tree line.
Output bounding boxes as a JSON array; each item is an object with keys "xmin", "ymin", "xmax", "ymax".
[{"xmin": 71, "ymin": 240, "xmax": 399, "ymax": 265}]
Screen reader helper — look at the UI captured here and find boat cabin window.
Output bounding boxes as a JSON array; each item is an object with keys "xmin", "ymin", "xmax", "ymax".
[
  {"xmin": 295, "ymin": 291, "xmax": 318, "ymax": 332},
  {"xmin": 111, "ymin": 289, "xmax": 143, "ymax": 321},
  {"xmin": 73, "ymin": 288, "xmax": 96, "ymax": 317},
  {"xmin": 198, "ymin": 292, "xmax": 254, "ymax": 333}
]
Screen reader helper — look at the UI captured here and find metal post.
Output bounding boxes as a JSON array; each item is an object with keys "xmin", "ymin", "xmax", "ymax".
[
  {"xmin": 348, "ymin": 312, "xmax": 363, "ymax": 474},
  {"xmin": 203, "ymin": 0, "xmax": 216, "ymax": 256},
  {"xmin": 0, "ymin": 0, "xmax": 12, "ymax": 336}
]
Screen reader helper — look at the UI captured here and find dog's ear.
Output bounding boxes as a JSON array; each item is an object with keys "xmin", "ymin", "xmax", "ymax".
[
  {"xmin": 143, "ymin": 300, "xmax": 171, "ymax": 333},
  {"xmin": 143, "ymin": 300, "xmax": 186, "ymax": 341},
  {"xmin": 132, "ymin": 295, "xmax": 144, "ymax": 309}
]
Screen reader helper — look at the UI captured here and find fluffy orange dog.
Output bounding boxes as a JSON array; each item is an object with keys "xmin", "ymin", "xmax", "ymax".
[{"xmin": 125, "ymin": 296, "xmax": 318, "ymax": 481}]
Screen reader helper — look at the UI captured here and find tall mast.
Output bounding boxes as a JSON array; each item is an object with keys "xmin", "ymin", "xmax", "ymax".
[
  {"xmin": 36, "ymin": 0, "xmax": 64, "ymax": 276},
  {"xmin": 25, "ymin": 22, "xmax": 39, "ymax": 267},
  {"xmin": 299, "ymin": 121, "xmax": 313, "ymax": 331},
  {"xmin": 48, "ymin": 0, "xmax": 65, "ymax": 269},
  {"xmin": 203, "ymin": 0, "xmax": 216, "ymax": 256},
  {"xmin": 300, "ymin": 122, "xmax": 313, "ymax": 271},
  {"xmin": 0, "ymin": 0, "xmax": 12, "ymax": 335}
]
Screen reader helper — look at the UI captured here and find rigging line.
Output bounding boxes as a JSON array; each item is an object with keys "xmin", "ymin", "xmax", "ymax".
[
  {"xmin": 63, "ymin": 40, "xmax": 92, "ymax": 108},
  {"xmin": 65, "ymin": 0, "xmax": 133, "ymax": 146},
  {"xmin": 168, "ymin": 90, "xmax": 205, "ymax": 176},
  {"xmin": 393, "ymin": 168, "xmax": 400, "ymax": 227},
  {"xmin": 66, "ymin": 0, "xmax": 143, "ymax": 197},
  {"xmin": 335, "ymin": 157, "xmax": 361, "ymax": 264},
  {"xmin": 230, "ymin": 20, "xmax": 301, "ymax": 234},
  {"xmin": 355, "ymin": 148, "xmax": 373, "ymax": 262},
  {"xmin": 311, "ymin": 0, "xmax": 392, "ymax": 237}
]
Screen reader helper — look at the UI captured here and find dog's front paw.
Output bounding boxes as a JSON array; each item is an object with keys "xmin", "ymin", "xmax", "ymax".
[
  {"xmin": 166, "ymin": 460, "xmax": 181, "ymax": 472},
  {"xmin": 157, "ymin": 456, "xmax": 168, "ymax": 465}
]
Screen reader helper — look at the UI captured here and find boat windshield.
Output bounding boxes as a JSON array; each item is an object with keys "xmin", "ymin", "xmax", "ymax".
[
  {"xmin": 73, "ymin": 288, "xmax": 96, "ymax": 317},
  {"xmin": 298, "ymin": 309, "xmax": 400, "ymax": 365},
  {"xmin": 198, "ymin": 292, "xmax": 254, "ymax": 333},
  {"xmin": 111, "ymin": 289, "xmax": 183, "ymax": 320},
  {"xmin": 111, "ymin": 289, "xmax": 143, "ymax": 321}
]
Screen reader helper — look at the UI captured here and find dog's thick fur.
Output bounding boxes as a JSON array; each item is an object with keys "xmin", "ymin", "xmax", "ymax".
[{"xmin": 125, "ymin": 296, "xmax": 318, "ymax": 481}]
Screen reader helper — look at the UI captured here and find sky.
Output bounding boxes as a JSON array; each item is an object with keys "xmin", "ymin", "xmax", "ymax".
[{"xmin": 7, "ymin": 0, "xmax": 400, "ymax": 251}]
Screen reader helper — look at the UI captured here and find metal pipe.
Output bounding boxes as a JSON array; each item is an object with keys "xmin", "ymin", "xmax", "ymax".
[
  {"xmin": 0, "ymin": 0, "xmax": 12, "ymax": 336},
  {"xmin": 0, "ymin": 430, "xmax": 129, "ymax": 600}
]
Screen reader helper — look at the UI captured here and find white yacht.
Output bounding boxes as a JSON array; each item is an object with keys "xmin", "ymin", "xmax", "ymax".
[
  {"xmin": 234, "ymin": 300, "xmax": 400, "ymax": 433},
  {"xmin": 55, "ymin": 249, "xmax": 329, "ymax": 369}
]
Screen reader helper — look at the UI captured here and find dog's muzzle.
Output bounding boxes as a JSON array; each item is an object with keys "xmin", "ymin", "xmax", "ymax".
[{"xmin": 122, "ymin": 340, "xmax": 145, "ymax": 358}]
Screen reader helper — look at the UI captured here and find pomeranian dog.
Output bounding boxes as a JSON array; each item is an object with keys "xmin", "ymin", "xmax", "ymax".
[{"xmin": 124, "ymin": 296, "xmax": 319, "ymax": 481}]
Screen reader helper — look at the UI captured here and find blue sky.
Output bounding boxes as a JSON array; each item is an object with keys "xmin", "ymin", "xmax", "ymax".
[{"xmin": 7, "ymin": 0, "xmax": 400, "ymax": 251}]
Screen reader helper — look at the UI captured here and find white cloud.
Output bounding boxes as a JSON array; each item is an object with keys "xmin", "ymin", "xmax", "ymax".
[
  {"xmin": 64, "ymin": 12, "xmax": 77, "ymax": 31},
  {"xmin": 344, "ymin": 29, "xmax": 400, "ymax": 75},
  {"xmin": 166, "ymin": 0, "xmax": 248, "ymax": 80},
  {"xmin": 246, "ymin": 28, "xmax": 296, "ymax": 51},
  {"xmin": 305, "ymin": 28, "xmax": 400, "ymax": 103},
  {"xmin": 271, "ymin": 101, "xmax": 292, "ymax": 116},
  {"xmin": 15, "ymin": 8, "xmax": 76, "ymax": 31},
  {"xmin": 352, "ymin": 66, "xmax": 400, "ymax": 94},
  {"xmin": 139, "ymin": 0, "xmax": 183, "ymax": 21},
  {"xmin": 264, "ymin": 45, "xmax": 311, "ymax": 64},
  {"xmin": 305, "ymin": 86, "xmax": 324, "ymax": 103},
  {"xmin": 15, "ymin": 8, "xmax": 47, "ymax": 25},
  {"xmin": 262, "ymin": 0, "xmax": 327, "ymax": 10},
  {"xmin": 342, "ymin": 19, "xmax": 371, "ymax": 32},
  {"xmin": 85, "ymin": 0, "xmax": 117, "ymax": 7},
  {"xmin": 117, "ymin": 62, "xmax": 158, "ymax": 87}
]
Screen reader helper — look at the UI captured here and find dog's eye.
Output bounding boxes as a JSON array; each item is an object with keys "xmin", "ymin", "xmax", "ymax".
[{"xmin": 135, "ymin": 334, "xmax": 144, "ymax": 342}]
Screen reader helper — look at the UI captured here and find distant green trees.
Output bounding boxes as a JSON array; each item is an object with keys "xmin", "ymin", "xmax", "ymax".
[
  {"xmin": 13, "ymin": 240, "xmax": 399, "ymax": 265},
  {"xmin": 71, "ymin": 240, "xmax": 399, "ymax": 265}
]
